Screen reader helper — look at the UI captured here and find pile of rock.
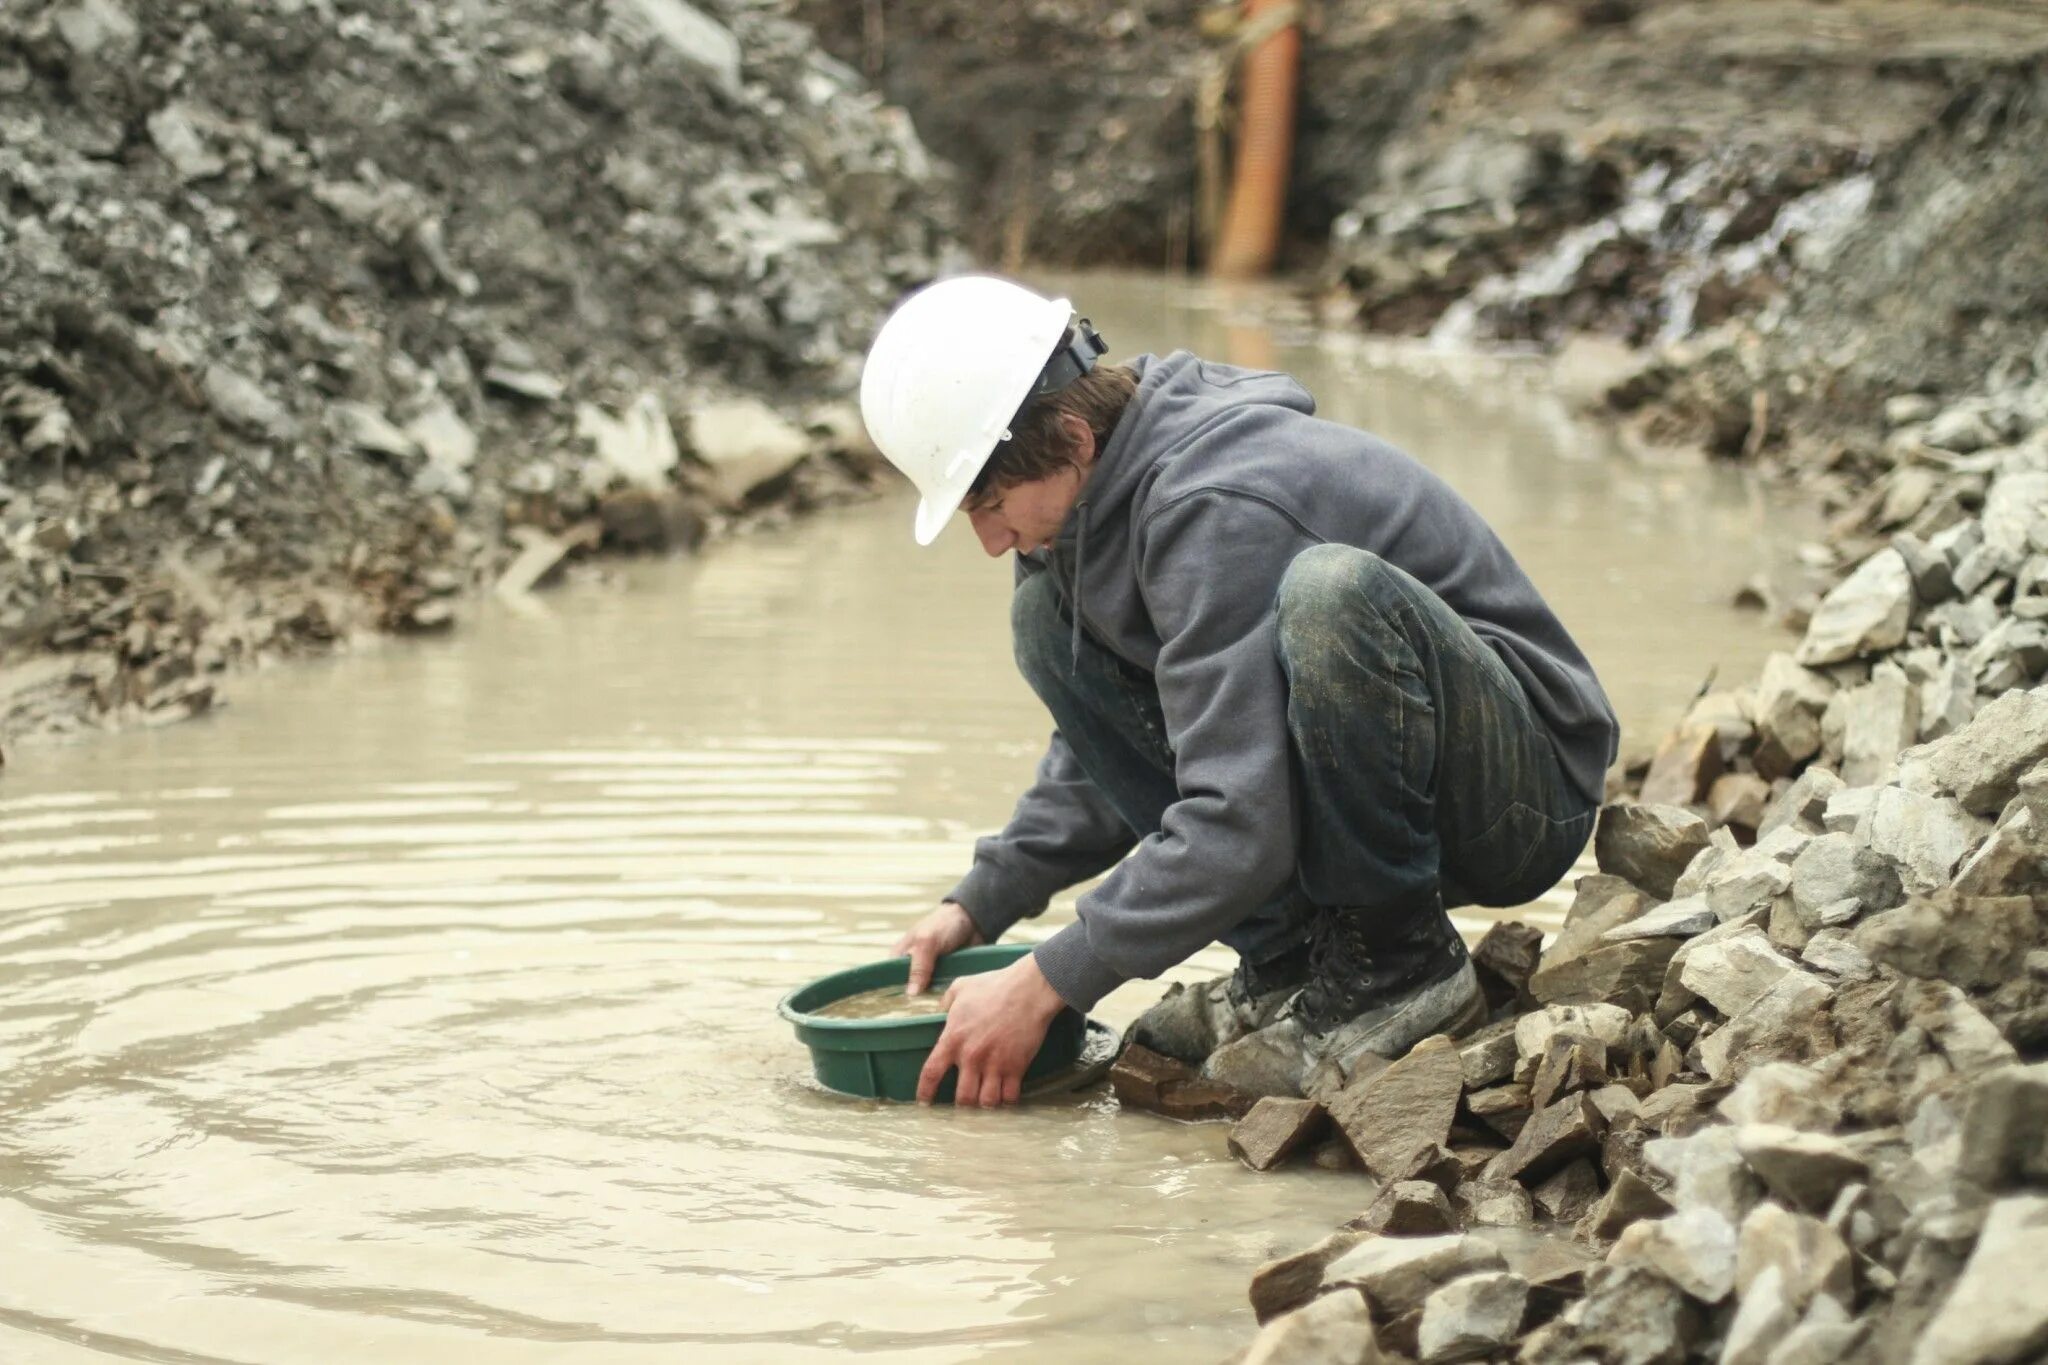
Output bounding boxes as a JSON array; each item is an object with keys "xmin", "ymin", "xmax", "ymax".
[
  {"xmin": 0, "ymin": 0, "xmax": 956, "ymax": 749},
  {"xmin": 1109, "ymin": 364, "xmax": 2048, "ymax": 1360}
]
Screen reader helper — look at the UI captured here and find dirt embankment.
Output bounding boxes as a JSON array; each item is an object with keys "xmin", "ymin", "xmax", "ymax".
[{"xmin": 0, "ymin": 0, "xmax": 957, "ymax": 754}]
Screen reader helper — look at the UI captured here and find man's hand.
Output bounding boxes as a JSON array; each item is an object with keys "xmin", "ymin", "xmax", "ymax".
[
  {"xmin": 916, "ymin": 954, "xmax": 1068, "ymax": 1107},
  {"xmin": 891, "ymin": 901, "xmax": 984, "ymax": 996}
]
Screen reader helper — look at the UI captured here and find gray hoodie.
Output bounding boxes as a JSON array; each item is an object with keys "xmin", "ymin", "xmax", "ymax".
[{"xmin": 948, "ymin": 352, "xmax": 1618, "ymax": 1011}]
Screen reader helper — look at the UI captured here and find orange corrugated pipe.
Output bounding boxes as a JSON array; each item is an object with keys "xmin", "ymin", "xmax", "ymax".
[{"xmin": 1210, "ymin": 0, "xmax": 1300, "ymax": 279}]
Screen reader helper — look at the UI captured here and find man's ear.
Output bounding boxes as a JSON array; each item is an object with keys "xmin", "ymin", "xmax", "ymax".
[{"xmin": 1061, "ymin": 413, "xmax": 1097, "ymax": 464}]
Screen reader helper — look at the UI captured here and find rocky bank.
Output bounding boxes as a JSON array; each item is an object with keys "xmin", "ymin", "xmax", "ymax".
[{"xmin": 0, "ymin": 0, "xmax": 957, "ymax": 755}]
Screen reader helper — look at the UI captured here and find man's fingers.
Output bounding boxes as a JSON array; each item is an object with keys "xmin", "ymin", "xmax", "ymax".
[
  {"xmin": 978, "ymin": 1070, "xmax": 1007, "ymax": 1109},
  {"xmin": 917, "ymin": 1029, "xmax": 957, "ymax": 1105},
  {"xmin": 890, "ymin": 932, "xmax": 913, "ymax": 958},
  {"xmin": 906, "ymin": 942, "xmax": 936, "ymax": 995},
  {"xmin": 952, "ymin": 1057, "xmax": 981, "ymax": 1108},
  {"xmin": 1002, "ymin": 1073, "xmax": 1022, "ymax": 1107}
]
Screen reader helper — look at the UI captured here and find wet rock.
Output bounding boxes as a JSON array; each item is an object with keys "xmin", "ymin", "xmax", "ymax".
[
  {"xmin": 1533, "ymin": 1158, "xmax": 1603, "ymax": 1223},
  {"xmin": 1641, "ymin": 724, "xmax": 1725, "ymax": 806},
  {"xmin": 1958, "ymin": 1061, "xmax": 2048, "ymax": 1190},
  {"xmin": 1322, "ymin": 1234, "xmax": 1507, "ymax": 1319},
  {"xmin": 1327, "ymin": 1035, "xmax": 1465, "ymax": 1179},
  {"xmin": 1110, "ymin": 1044, "xmax": 1255, "ymax": 1122},
  {"xmin": 1490, "ymin": 1093, "xmax": 1605, "ymax": 1187},
  {"xmin": 1470, "ymin": 920, "xmax": 1543, "ymax": 1010},
  {"xmin": 1821, "ymin": 667, "xmax": 1922, "ymax": 786},
  {"xmin": 1250, "ymin": 1228, "xmax": 1372, "ymax": 1323},
  {"xmin": 1359, "ymin": 1180, "xmax": 1458, "ymax": 1236},
  {"xmin": 1240, "ymin": 1286, "xmax": 1386, "ymax": 1365},
  {"xmin": 1230, "ymin": 1097, "xmax": 1331, "ymax": 1172},
  {"xmin": 1736, "ymin": 1125, "xmax": 1868, "ymax": 1211},
  {"xmin": 1595, "ymin": 804, "xmax": 1712, "ymax": 899},
  {"xmin": 1795, "ymin": 548, "xmax": 1914, "ymax": 666},
  {"xmin": 1789, "ymin": 832, "xmax": 1905, "ymax": 928},
  {"xmin": 1912, "ymin": 1194, "xmax": 2048, "ymax": 1365},
  {"xmin": 1418, "ymin": 1270, "xmax": 1527, "ymax": 1363},
  {"xmin": 1454, "ymin": 1179, "xmax": 1535, "ymax": 1228},
  {"xmin": 1863, "ymin": 785, "xmax": 1990, "ymax": 892},
  {"xmin": 1578, "ymin": 1167, "xmax": 1673, "ymax": 1242},
  {"xmin": 1895, "ymin": 685, "xmax": 2048, "ymax": 816}
]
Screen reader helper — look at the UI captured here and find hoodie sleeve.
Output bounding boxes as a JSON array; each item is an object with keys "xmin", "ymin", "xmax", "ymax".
[
  {"xmin": 1033, "ymin": 491, "xmax": 1311, "ymax": 1011},
  {"xmin": 944, "ymin": 730, "xmax": 1138, "ymax": 943}
]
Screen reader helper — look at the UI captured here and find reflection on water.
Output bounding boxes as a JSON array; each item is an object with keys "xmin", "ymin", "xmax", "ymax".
[{"xmin": 0, "ymin": 274, "xmax": 1799, "ymax": 1362}]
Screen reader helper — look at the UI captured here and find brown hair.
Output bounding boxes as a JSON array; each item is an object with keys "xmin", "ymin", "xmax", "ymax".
[{"xmin": 963, "ymin": 363, "xmax": 1139, "ymax": 510}]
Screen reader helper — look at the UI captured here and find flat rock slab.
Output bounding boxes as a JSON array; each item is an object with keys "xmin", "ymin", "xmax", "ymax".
[
  {"xmin": 1911, "ymin": 1194, "xmax": 2048, "ymax": 1365},
  {"xmin": 1323, "ymin": 1233, "xmax": 1509, "ymax": 1319},
  {"xmin": 1242, "ymin": 1288, "xmax": 1384, "ymax": 1365},
  {"xmin": 1604, "ymin": 893, "xmax": 1716, "ymax": 941},
  {"xmin": 1329, "ymin": 1035, "xmax": 1466, "ymax": 1179},
  {"xmin": 1596, "ymin": 803, "xmax": 1712, "ymax": 900},
  {"xmin": 1230, "ymin": 1096, "xmax": 1331, "ymax": 1172},
  {"xmin": 1250, "ymin": 1228, "xmax": 1372, "ymax": 1323},
  {"xmin": 1110, "ymin": 1043, "xmax": 1255, "ymax": 1122},
  {"xmin": 1490, "ymin": 1093, "xmax": 1606, "ymax": 1187}
]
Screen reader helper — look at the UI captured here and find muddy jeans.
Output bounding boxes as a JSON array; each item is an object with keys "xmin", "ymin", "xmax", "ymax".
[{"xmin": 1013, "ymin": 543, "xmax": 1597, "ymax": 970}]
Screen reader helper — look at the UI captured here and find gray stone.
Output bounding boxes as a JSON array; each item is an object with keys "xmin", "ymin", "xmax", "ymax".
[
  {"xmin": 1717, "ymin": 1063, "xmax": 1832, "ymax": 1130},
  {"xmin": 608, "ymin": 0, "xmax": 743, "ymax": 94},
  {"xmin": 146, "ymin": 102, "xmax": 227, "ymax": 181},
  {"xmin": 1595, "ymin": 804, "xmax": 1712, "ymax": 900},
  {"xmin": 1604, "ymin": 894, "xmax": 1716, "ymax": 941},
  {"xmin": 1418, "ymin": 1271, "xmax": 1528, "ymax": 1363},
  {"xmin": 1455, "ymin": 1179, "xmax": 1536, "ymax": 1228},
  {"xmin": 1641, "ymin": 724, "xmax": 1726, "ymax": 807},
  {"xmin": 1758, "ymin": 768, "xmax": 1845, "ymax": 839},
  {"xmin": 1896, "ymin": 686, "xmax": 2048, "ymax": 815},
  {"xmin": 1763, "ymin": 1298, "xmax": 1863, "ymax": 1365},
  {"xmin": 1358, "ymin": 1180, "xmax": 1459, "ymax": 1236},
  {"xmin": 1953, "ymin": 795, "xmax": 2048, "ymax": 895},
  {"xmin": 331, "ymin": 402, "xmax": 419, "ymax": 460},
  {"xmin": 1458, "ymin": 1019, "xmax": 1520, "ymax": 1089},
  {"xmin": 203, "ymin": 364, "xmax": 294, "ymax": 440},
  {"xmin": 1534, "ymin": 1158, "xmax": 1604, "ymax": 1223},
  {"xmin": 1471, "ymin": 921, "xmax": 1543, "ymax": 1009},
  {"xmin": 1610, "ymin": 1206, "xmax": 1739, "ymax": 1302},
  {"xmin": 1578, "ymin": 1167, "xmax": 1674, "ymax": 1242},
  {"xmin": 1250, "ymin": 1228, "xmax": 1372, "ymax": 1322},
  {"xmin": 1919, "ymin": 658, "xmax": 1979, "ymax": 741},
  {"xmin": 1863, "ymin": 786, "xmax": 1990, "ymax": 892},
  {"xmin": 1911, "ymin": 1195, "xmax": 2048, "ymax": 1365},
  {"xmin": 1647, "ymin": 1126, "xmax": 1764, "ymax": 1224},
  {"xmin": 579, "ymin": 394, "xmax": 680, "ymax": 491},
  {"xmin": 1515, "ymin": 1004, "xmax": 1635, "ymax": 1061},
  {"xmin": 1720, "ymin": 1264, "xmax": 1799, "ymax": 1365},
  {"xmin": 1708, "ymin": 773, "xmax": 1774, "ymax": 836},
  {"xmin": 1242, "ymin": 1286, "xmax": 1386, "ymax": 1365},
  {"xmin": 1894, "ymin": 531, "xmax": 1958, "ymax": 604},
  {"xmin": 1798, "ymin": 928, "xmax": 1876, "ymax": 981},
  {"xmin": 1704, "ymin": 855, "xmax": 1794, "ymax": 924},
  {"xmin": 1322, "ymin": 1234, "xmax": 1507, "ymax": 1319},
  {"xmin": 1530, "ymin": 1033, "xmax": 1609, "ymax": 1109},
  {"xmin": 1736, "ymin": 1125, "xmax": 1868, "ymax": 1211},
  {"xmin": 1699, "ymin": 969, "xmax": 1836, "ymax": 1083},
  {"xmin": 1327, "ymin": 1036, "xmax": 1465, "ymax": 1179},
  {"xmin": 1789, "ymin": 832, "xmax": 1905, "ymax": 927},
  {"xmin": 1984, "ymin": 471, "xmax": 2048, "ymax": 559},
  {"xmin": 1755, "ymin": 653, "xmax": 1836, "ymax": 768},
  {"xmin": 1958, "ymin": 1062, "xmax": 2048, "ymax": 1190},
  {"xmin": 1796, "ymin": 548, "xmax": 1914, "ymax": 666},
  {"xmin": 685, "ymin": 396, "xmax": 814, "ymax": 501},
  {"xmin": 52, "ymin": 0, "xmax": 139, "ymax": 57},
  {"xmin": 406, "ymin": 399, "xmax": 479, "ymax": 472},
  {"xmin": 1553, "ymin": 1266, "xmax": 1704, "ymax": 1365},
  {"xmin": 1490, "ymin": 1094, "xmax": 1606, "ymax": 1187},
  {"xmin": 1230, "ymin": 1097, "xmax": 1330, "ymax": 1172},
  {"xmin": 1821, "ymin": 667, "xmax": 1922, "ymax": 786},
  {"xmin": 1680, "ymin": 928, "xmax": 1799, "ymax": 1017},
  {"xmin": 1821, "ymin": 786, "xmax": 1877, "ymax": 835}
]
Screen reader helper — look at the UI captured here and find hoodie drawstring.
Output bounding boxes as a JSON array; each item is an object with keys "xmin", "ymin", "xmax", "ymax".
[{"xmin": 1069, "ymin": 500, "xmax": 1090, "ymax": 671}]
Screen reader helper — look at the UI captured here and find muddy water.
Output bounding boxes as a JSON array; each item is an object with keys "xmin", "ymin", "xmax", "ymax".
[{"xmin": 0, "ymin": 275, "xmax": 1799, "ymax": 1362}]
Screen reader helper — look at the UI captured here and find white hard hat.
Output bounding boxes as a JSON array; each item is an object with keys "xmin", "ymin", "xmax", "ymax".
[{"xmin": 860, "ymin": 275, "xmax": 1074, "ymax": 545}]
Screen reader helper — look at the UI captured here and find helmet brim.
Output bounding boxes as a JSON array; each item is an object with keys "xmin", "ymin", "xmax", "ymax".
[{"xmin": 912, "ymin": 491, "xmax": 954, "ymax": 546}]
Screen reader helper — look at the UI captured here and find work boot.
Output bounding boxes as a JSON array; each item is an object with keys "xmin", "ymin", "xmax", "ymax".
[
  {"xmin": 1126, "ymin": 939, "xmax": 1312, "ymax": 1066},
  {"xmin": 1200, "ymin": 899, "xmax": 1486, "ymax": 1099}
]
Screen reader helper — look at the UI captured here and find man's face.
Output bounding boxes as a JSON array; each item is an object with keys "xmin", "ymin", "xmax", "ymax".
[{"xmin": 964, "ymin": 465, "xmax": 1087, "ymax": 557}]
